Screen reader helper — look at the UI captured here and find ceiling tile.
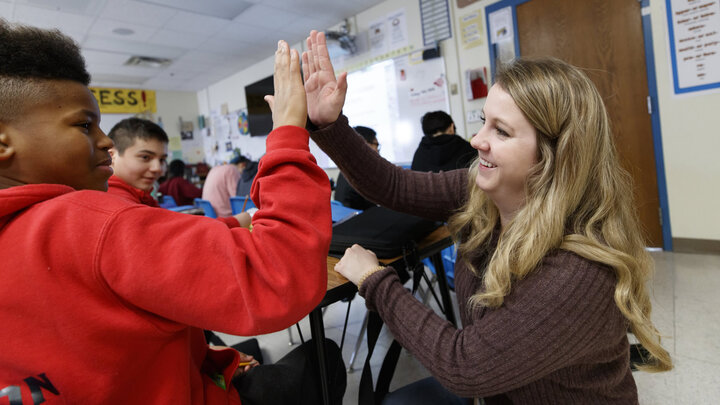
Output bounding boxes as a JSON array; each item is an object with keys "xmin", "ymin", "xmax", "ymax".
[
  {"xmin": 15, "ymin": 0, "xmax": 107, "ymax": 15},
  {"xmin": 136, "ymin": 0, "xmax": 252, "ymax": 20},
  {"xmin": 13, "ymin": 4, "xmax": 94, "ymax": 35},
  {"xmin": 233, "ymin": 4, "xmax": 304, "ymax": 28},
  {"xmin": 81, "ymin": 49, "xmax": 133, "ymax": 65},
  {"xmin": 0, "ymin": 3, "xmax": 14, "ymax": 17},
  {"xmin": 99, "ymin": 0, "xmax": 177, "ymax": 28},
  {"xmin": 89, "ymin": 18, "xmax": 158, "ymax": 42},
  {"xmin": 148, "ymin": 28, "xmax": 207, "ymax": 49},
  {"xmin": 164, "ymin": 10, "xmax": 230, "ymax": 36},
  {"xmin": 84, "ymin": 36, "xmax": 186, "ymax": 59}
]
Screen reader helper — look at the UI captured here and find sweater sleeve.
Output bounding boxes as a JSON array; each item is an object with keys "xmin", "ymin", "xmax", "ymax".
[
  {"xmin": 359, "ymin": 252, "xmax": 627, "ymax": 398},
  {"xmin": 312, "ymin": 115, "xmax": 468, "ymax": 222},
  {"xmin": 97, "ymin": 125, "xmax": 332, "ymax": 336}
]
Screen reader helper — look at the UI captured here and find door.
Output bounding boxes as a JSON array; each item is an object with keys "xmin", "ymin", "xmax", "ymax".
[{"xmin": 515, "ymin": 0, "xmax": 663, "ymax": 247}]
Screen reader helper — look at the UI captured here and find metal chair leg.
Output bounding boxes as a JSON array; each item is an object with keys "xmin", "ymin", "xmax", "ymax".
[{"xmin": 347, "ymin": 311, "xmax": 370, "ymax": 373}]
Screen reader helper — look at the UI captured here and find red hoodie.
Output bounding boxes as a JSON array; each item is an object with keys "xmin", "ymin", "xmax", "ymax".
[
  {"xmin": 107, "ymin": 175, "xmax": 241, "ymax": 228},
  {"xmin": 0, "ymin": 126, "xmax": 331, "ymax": 404}
]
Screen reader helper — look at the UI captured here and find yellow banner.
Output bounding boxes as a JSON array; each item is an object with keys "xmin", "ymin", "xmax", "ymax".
[{"xmin": 89, "ymin": 87, "xmax": 157, "ymax": 114}]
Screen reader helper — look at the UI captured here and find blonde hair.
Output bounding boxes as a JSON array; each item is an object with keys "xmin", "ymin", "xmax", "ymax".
[{"xmin": 447, "ymin": 57, "xmax": 671, "ymax": 372}]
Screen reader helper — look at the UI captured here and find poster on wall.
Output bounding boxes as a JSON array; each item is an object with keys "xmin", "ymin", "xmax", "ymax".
[
  {"xmin": 460, "ymin": 10, "xmax": 484, "ymax": 49},
  {"xmin": 666, "ymin": 0, "xmax": 720, "ymax": 94}
]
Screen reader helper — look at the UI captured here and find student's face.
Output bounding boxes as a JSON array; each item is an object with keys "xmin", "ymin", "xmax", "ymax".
[
  {"xmin": 111, "ymin": 139, "xmax": 168, "ymax": 192},
  {"xmin": 0, "ymin": 80, "xmax": 114, "ymax": 191},
  {"xmin": 470, "ymin": 84, "xmax": 538, "ymax": 213}
]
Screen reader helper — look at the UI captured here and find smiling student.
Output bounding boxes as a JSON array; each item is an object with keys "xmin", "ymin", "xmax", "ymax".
[
  {"xmin": 302, "ymin": 30, "xmax": 671, "ymax": 404},
  {"xmin": 0, "ymin": 20, "xmax": 339, "ymax": 404},
  {"xmin": 106, "ymin": 117, "xmax": 252, "ymax": 228}
]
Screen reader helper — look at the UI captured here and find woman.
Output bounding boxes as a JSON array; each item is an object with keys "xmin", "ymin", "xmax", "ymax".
[{"xmin": 303, "ymin": 30, "xmax": 671, "ymax": 404}]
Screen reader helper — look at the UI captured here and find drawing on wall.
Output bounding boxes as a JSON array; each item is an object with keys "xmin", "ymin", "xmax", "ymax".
[
  {"xmin": 180, "ymin": 131, "xmax": 193, "ymax": 140},
  {"xmin": 238, "ymin": 110, "xmax": 249, "ymax": 135}
]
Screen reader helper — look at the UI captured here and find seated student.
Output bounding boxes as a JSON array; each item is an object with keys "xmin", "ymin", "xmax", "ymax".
[
  {"xmin": 411, "ymin": 110, "xmax": 476, "ymax": 173},
  {"xmin": 0, "ymin": 21, "xmax": 344, "ymax": 404},
  {"xmin": 333, "ymin": 125, "xmax": 379, "ymax": 210},
  {"xmin": 202, "ymin": 150, "xmax": 248, "ymax": 217},
  {"xmin": 303, "ymin": 30, "xmax": 671, "ymax": 404},
  {"xmin": 235, "ymin": 157, "xmax": 259, "ymax": 198},
  {"xmin": 108, "ymin": 118, "xmax": 251, "ymax": 228},
  {"xmin": 160, "ymin": 159, "xmax": 202, "ymax": 206}
]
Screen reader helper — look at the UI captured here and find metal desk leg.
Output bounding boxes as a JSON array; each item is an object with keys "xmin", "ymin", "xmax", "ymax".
[
  {"xmin": 430, "ymin": 253, "xmax": 457, "ymax": 327},
  {"xmin": 309, "ymin": 308, "xmax": 331, "ymax": 405}
]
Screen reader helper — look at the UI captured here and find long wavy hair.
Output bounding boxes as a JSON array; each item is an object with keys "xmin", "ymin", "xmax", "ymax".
[{"xmin": 447, "ymin": 57, "xmax": 671, "ymax": 372}]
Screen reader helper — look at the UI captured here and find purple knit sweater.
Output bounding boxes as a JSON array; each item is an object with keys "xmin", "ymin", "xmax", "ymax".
[{"xmin": 312, "ymin": 116, "xmax": 638, "ymax": 404}]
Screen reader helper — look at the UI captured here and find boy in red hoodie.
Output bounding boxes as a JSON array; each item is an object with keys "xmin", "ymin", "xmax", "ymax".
[
  {"xmin": 107, "ymin": 117, "xmax": 253, "ymax": 228},
  {"xmin": 0, "ymin": 20, "xmax": 344, "ymax": 404}
]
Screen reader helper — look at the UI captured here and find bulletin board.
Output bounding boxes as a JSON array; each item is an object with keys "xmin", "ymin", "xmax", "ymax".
[{"xmin": 310, "ymin": 53, "xmax": 450, "ymax": 168}]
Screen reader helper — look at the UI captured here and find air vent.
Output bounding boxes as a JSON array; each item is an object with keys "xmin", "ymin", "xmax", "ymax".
[{"xmin": 124, "ymin": 56, "xmax": 172, "ymax": 68}]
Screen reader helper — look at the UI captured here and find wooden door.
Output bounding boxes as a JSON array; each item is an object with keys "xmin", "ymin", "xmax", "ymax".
[{"xmin": 515, "ymin": 0, "xmax": 663, "ymax": 247}]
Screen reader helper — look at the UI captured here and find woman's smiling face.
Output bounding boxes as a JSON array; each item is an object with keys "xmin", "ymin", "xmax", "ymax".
[{"xmin": 470, "ymin": 84, "xmax": 538, "ymax": 221}]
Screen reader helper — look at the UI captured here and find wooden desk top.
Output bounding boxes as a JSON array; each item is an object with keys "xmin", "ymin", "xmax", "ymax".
[{"xmin": 325, "ymin": 225, "xmax": 452, "ymax": 291}]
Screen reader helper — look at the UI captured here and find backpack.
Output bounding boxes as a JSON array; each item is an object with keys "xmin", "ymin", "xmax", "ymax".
[{"xmin": 329, "ymin": 206, "xmax": 441, "ymax": 259}]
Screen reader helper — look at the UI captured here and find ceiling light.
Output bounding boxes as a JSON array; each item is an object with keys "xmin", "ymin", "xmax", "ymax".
[
  {"xmin": 112, "ymin": 28, "xmax": 135, "ymax": 36},
  {"xmin": 124, "ymin": 56, "xmax": 172, "ymax": 68}
]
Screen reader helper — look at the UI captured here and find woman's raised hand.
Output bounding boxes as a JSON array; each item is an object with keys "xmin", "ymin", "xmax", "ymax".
[
  {"xmin": 302, "ymin": 30, "xmax": 348, "ymax": 128},
  {"xmin": 264, "ymin": 40, "xmax": 306, "ymax": 129}
]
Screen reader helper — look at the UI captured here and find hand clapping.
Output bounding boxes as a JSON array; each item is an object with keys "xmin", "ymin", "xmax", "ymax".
[
  {"xmin": 302, "ymin": 30, "xmax": 348, "ymax": 128},
  {"xmin": 264, "ymin": 40, "xmax": 306, "ymax": 129}
]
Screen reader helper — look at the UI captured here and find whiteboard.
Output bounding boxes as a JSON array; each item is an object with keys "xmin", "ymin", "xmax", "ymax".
[{"xmin": 310, "ymin": 54, "xmax": 450, "ymax": 168}]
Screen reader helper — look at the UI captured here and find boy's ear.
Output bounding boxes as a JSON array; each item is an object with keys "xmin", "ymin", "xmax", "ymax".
[{"xmin": 0, "ymin": 130, "xmax": 16, "ymax": 162}]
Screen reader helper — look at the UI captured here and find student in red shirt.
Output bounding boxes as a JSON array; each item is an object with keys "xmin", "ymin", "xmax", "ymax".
[
  {"xmin": 0, "ymin": 20, "xmax": 344, "ymax": 404},
  {"xmin": 160, "ymin": 159, "xmax": 203, "ymax": 206}
]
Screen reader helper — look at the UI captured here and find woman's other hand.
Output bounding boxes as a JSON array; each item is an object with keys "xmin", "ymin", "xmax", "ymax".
[
  {"xmin": 334, "ymin": 244, "xmax": 381, "ymax": 286},
  {"xmin": 302, "ymin": 30, "xmax": 347, "ymax": 128},
  {"xmin": 264, "ymin": 40, "xmax": 306, "ymax": 129}
]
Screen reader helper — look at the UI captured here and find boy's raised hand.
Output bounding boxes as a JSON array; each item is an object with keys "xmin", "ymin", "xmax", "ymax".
[
  {"xmin": 264, "ymin": 40, "xmax": 306, "ymax": 129},
  {"xmin": 302, "ymin": 30, "xmax": 348, "ymax": 128}
]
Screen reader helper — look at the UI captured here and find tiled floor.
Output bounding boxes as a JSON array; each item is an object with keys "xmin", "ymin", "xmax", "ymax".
[{"xmin": 215, "ymin": 250, "xmax": 720, "ymax": 404}]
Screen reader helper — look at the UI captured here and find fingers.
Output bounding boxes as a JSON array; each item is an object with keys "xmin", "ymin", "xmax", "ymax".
[
  {"xmin": 314, "ymin": 31, "xmax": 334, "ymax": 73},
  {"xmin": 264, "ymin": 95, "xmax": 274, "ymax": 111},
  {"xmin": 301, "ymin": 51, "xmax": 309, "ymax": 81}
]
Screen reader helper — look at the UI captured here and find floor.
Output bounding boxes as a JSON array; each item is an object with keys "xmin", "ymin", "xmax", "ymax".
[{"xmin": 215, "ymin": 250, "xmax": 720, "ymax": 404}]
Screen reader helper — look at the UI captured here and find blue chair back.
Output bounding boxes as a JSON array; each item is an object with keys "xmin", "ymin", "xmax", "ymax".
[
  {"xmin": 230, "ymin": 195, "xmax": 256, "ymax": 215},
  {"xmin": 194, "ymin": 198, "xmax": 217, "ymax": 218},
  {"xmin": 159, "ymin": 195, "xmax": 177, "ymax": 208},
  {"xmin": 330, "ymin": 200, "xmax": 361, "ymax": 224},
  {"xmin": 422, "ymin": 244, "xmax": 456, "ymax": 289}
]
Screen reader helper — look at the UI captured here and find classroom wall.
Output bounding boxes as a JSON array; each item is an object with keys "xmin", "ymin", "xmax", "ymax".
[
  {"xmin": 155, "ymin": 90, "xmax": 200, "ymax": 139},
  {"xmin": 197, "ymin": 0, "xmax": 720, "ymax": 243}
]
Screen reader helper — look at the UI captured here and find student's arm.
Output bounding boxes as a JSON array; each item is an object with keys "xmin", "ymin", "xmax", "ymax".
[{"xmin": 97, "ymin": 41, "xmax": 330, "ymax": 336}]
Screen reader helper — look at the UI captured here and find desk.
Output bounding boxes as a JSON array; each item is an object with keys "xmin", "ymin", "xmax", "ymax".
[{"xmin": 311, "ymin": 226, "xmax": 455, "ymax": 405}]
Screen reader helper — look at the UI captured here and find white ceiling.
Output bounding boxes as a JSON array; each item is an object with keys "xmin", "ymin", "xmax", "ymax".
[{"xmin": 0, "ymin": 0, "xmax": 385, "ymax": 91}]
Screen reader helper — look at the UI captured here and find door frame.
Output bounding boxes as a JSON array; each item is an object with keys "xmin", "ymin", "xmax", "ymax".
[{"xmin": 484, "ymin": 0, "xmax": 673, "ymax": 251}]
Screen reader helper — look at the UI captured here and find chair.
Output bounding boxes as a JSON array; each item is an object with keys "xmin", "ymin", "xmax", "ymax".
[
  {"xmin": 330, "ymin": 200, "xmax": 361, "ymax": 223},
  {"xmin": 194, "ymin": 198, "xmax": 217, "ymax": 218},
  {"xmin": 159, "ymin": 195, "xmax": 177, "ymax": 208},
  {"xmin": 230, "ymin": 195, "xmax": 256, "ymax": 215}
]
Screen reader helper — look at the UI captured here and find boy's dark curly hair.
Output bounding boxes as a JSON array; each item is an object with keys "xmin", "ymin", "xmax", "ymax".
[
  {"xmin": 0, "ymin": 19, "xmax": 90, "ymax": 122},
  {"xmin": 0, "ymin": 19, "xmax": 89, "ymax": 84}
]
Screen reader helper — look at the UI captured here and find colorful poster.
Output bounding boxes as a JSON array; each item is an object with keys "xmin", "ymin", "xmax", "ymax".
[{"xmin": 89, "ymin": 87, "xmax": 156, "ymax": 114}]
